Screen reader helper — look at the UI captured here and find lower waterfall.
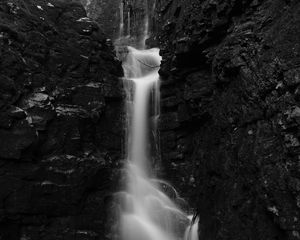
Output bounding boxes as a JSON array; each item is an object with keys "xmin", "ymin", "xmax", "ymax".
[
  {"xmin": 117, "ymin": 46, "xmax": 199, "ymax": 240},
  {"xmin": 114, "ymin": 2, "xmax": 199, "ymax": 240}
]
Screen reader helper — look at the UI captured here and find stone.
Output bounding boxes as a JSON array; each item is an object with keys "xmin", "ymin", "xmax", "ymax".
[
  {"xmin": 153, "ymin": 0, "xmax": 300, "ymax": 238},
  {"xmin": 0, "ymin": 120, "xmax": 36, "ymax": 159},
  {"xmin": 0, "ymin": 0, "xmax": 124, "ymax": 238}
]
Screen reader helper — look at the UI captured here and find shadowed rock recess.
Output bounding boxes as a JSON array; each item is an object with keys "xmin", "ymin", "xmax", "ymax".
[
  {"xmin": 152, "ymin": 0, "xmax": 300, "ymax": 239},
  {"xmin": 0, "ymin": 0, "xmax": 123, "ymax": 239}
]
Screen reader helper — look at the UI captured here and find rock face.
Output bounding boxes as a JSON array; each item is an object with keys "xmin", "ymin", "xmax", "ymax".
[
  {"xmin": 80, "ymin": 0, "xmax": 121, "ymax": 39},
  {"xmin": 154, "ymin": 0, "xmax": 300, "ymax": 239},
  {"xmin": 0, "ymin": 0, "xmax": 123, "ymax": 239},
  {"xmin": 80, "ymin": 0, "xmax": 156, "ymax": 41}
]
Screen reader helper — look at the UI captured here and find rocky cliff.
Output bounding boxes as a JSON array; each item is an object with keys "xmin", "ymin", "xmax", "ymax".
[
  {"xmin": 81, "ymin": 0, "xmax": 156, "ymax": 41},
  {"xmin": 80, "ymin": 0, "xmax": 120, "ymax": 39},
  {"xmin": 154, "ymin": 0, "xmax": 300, "ymax": 239},
  {"xmin": 0, "ymin": 0, "xmax": 123, "ymax": 239}
]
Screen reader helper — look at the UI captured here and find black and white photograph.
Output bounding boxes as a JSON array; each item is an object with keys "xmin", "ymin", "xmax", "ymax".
[{"xmin": 0, "ymin": 0, "xmax": 300, "ymax": 239}]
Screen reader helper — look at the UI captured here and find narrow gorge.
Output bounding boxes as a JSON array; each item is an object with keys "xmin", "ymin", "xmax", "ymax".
[{"xmin": 0, "ymin": 0, "xmax": 300, "ymax": 240}]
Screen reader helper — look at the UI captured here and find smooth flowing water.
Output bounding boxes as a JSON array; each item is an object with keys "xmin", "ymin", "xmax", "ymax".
[
  {"xmin": 115, "ymin": 1, "xmax": 199, "ymax": 240},
  {"xmin": 127, "ymin": 11, "xmax": 131, "ymax": 36},
  {"xmin": 121, "ymin": 46, "xmax": 182, "ymax": 240},
  {"xmin": 119, "ymin": 47, "xmax": 199, "ymax": 240}
]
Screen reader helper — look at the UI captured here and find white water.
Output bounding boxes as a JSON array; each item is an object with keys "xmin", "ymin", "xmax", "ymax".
[
  {"xmin": 121, "ymin": 46, "xmax": 183, "ymax": 240},
  {"xmin": 123, "ymin": 47, "xmax": 160, "ymax": 172},
  {"xmin": 120, "ymin": 48, "xmax": 199, "ymax": 240},
  {"xmin": 116, "ymin": 1, "xmax": 199, "ymax": 240},
  {"xmin": 185, "ymin": 216, "xmax": 200, "ymax": 240}
]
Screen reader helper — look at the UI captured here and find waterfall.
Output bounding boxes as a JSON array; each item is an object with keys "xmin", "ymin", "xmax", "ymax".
[
  {"xmin": 127, "ymin": 11, "xmax": 131, "ymax": 36},
  {"xmin": 121, "ymin": 46, "xmax": 187, "ymax": 240},
  {"xmin": 115, "ymin": 1, "xmax": 199, "ymax": 240},
  {"xmin": 185, "ymin": 216, "xmax": 200, "ymax": 240},
  {"xmin": 119, "ymin": 1, "xmax": 124, "ymax": 37},
  {"xmin": 141, "ymin": 0, "xmax": 149, "ymax": 49}
]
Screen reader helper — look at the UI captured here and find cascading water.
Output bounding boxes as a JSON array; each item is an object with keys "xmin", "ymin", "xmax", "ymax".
[
  {"xmin": 122, "ymin": 47, "xmax": 179, "ymax": 240},
  {"xmin": 115, "ymin": 1, "xmax": 199, "ymax": 240},
  {"xmin": 141, "ymin": 0, "xmax": 149, "ymax": 49},
  {"xmin": 127, "ymin": 11, "xmax": 131, "ymax": 36},
  {"xmin": 119, "ymin": 1, "xmax": 124, "ymax": 37}
]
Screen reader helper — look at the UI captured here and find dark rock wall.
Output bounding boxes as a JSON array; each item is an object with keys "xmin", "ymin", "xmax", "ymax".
[
  {"xmin": 0, "ymin": 0, "xmax": 123, "ymax": 239},
  {"xmin": 154, "ymin": 0, "xmax": 300, "ymax": 239}
]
